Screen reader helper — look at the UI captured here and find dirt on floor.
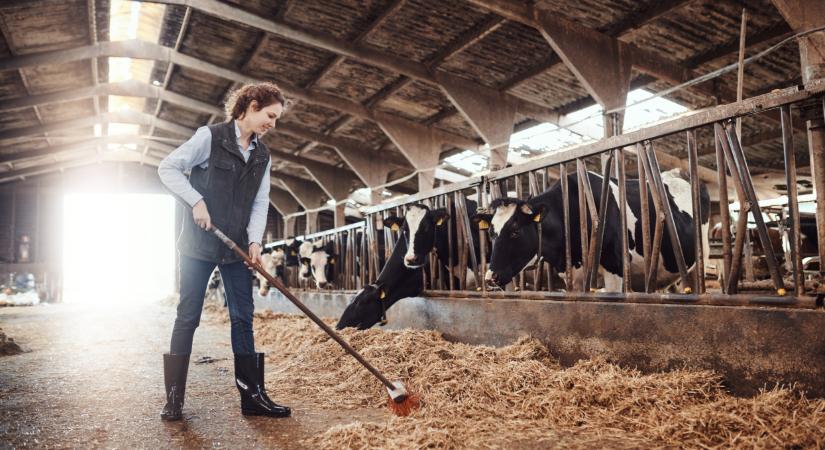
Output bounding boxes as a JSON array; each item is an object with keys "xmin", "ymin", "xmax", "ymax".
[
  {"xmin": 0, "ymin": 327, "xmax": 24, "ymax": 356},
  {"xmin": 0, "ymin": 301, "xmax": 386, "ymax": 449}
]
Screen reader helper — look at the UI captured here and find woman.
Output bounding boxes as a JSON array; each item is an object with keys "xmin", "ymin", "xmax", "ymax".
[{"xmin": 157, "ymin": 82, "xmax": 290, "ymax": 420}]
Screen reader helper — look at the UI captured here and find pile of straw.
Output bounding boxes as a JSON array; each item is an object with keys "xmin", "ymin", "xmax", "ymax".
[{"xmin": 222, "ymin": 310, "xmax": 825, "ymax": 448}]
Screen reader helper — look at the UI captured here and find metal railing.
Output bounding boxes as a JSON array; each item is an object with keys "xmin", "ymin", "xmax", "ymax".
[{"xmin": 269, "ymin": 80, "xmax": 825, "ymax": 308}]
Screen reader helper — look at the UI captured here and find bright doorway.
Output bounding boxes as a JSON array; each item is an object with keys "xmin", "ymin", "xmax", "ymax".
[{"xmin": 62, "ymin": 193, "xmax": 175, "ymax": 304}]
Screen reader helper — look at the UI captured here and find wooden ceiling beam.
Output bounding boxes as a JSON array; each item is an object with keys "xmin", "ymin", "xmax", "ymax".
[
  {"xmin": 0, "ymin": 40, "xmax": 480, "ymax": 149},
  {"xmin": 139, "ymin": 0, "xmax": 558, "ymax": 124}
]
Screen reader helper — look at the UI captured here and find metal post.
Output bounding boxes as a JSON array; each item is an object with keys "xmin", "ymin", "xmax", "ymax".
[
  {"xmin": 645, "ymin": 142, "xmax": 691, "ymax": 291},
  {"xmin": 560, "ymin": 163, "xmax": 572, "ymax": 291},
  {"xmin": 714, "ymin": 127, "xmax": 732, "ymax": 294},
  {"xmin": 616, "ymin": 148, "xmax": 630, "ymax": 293},
  {"xmin": 781, "ymin": 105, "xmax": 803, "ymax": 295},
  {"xmin": 687, "ymin": 130, "xmax": 706, "ymax": 294},
  {"xmin": 724, "ymin": 122, "xmax": 786, "ymax": 293},
  {"xmin": 576, "ymin": 159, "xmax": 589, "ymax": 292},
  {"xmin": 637, "ymin": 144, "xmax": 652, "ymax": 286}
]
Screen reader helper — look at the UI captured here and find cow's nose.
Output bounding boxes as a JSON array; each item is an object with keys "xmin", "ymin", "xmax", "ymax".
[
  {"xmin": 318, "ymin": 281, "xmax": 328, "ymax": 289},
  {"xmin": 405, "ymin": 254, "xmax": 419, "ymax": 265}
]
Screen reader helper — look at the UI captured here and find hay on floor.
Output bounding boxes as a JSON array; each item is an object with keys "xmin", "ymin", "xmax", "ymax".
[{"xmin": 198, "ymin": 308, "xmax": 825, "ymax": 448}]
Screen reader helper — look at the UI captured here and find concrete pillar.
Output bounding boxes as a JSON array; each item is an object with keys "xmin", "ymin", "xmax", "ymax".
[
  {"xmin": 378, "ymin": 117, "xmax": 441, "ymax": 191},
  {"xmin": 333, "ymin": 203, "xmax": 346, "ymax": 228},
  {"xmin": 536, "ymin": 9, "xmax": 632, "ymax": 142},
  {"xmin": 435, "ymin": 72, "xmax": 517, "ymax": 171},
  {"xmin": 772, "ymin": 0, "xmax": 825, "ymax": 273},
  {"xmin": 369, "ymin": 189, "xmax": 383, "ymax": 206},
  {"xmin": 276, "ymin": 176, "xmax": 328, "ymax": 211},
  {"xmin": 283, "ymin": 216, "xmax": 295, "ymax": 238},
  {"xmin": 300, "ymin": 165, "xmax": 355, "ymax": 207},
  {"xmin": 329, "ymin": 143, "xmax": 394, "ymax": 194},
  {"xmin": 305, "ymin": 211, "xmax": 319, "ymax": 234}
]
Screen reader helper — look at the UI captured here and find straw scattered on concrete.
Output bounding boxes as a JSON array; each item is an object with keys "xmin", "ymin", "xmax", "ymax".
[{"xmin": 200, "ymin": 307, "xmax": 825, "ymax": 449}]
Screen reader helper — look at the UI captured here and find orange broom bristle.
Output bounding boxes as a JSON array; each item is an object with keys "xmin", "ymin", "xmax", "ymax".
[{"xmin": 387, "ymin": 392, "xmax": 421, "ymax": 417}]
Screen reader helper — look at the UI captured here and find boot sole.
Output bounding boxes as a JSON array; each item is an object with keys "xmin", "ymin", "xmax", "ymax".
[{"xmin": 241, "ymin": 408, "xmax": 291, "ymax": 418}]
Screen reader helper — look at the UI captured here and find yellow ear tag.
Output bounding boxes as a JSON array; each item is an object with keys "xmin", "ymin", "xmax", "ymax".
[
  {"xmin": 478, "ymin": 220, "xmax": 489, "ymax": 230},
  {"xmin": 379, "ymin": 290, "xmax": 386, "ymax": 300},
  {"xmin": 391, "ymin": 224, "xmax": 400, "ymax": 232},
  {"xmin": 436, "ymin": 217, "xmax": 445, "ymax": 226},
  {"xmin": 329, "ymin": 257, "xmax": 335, "ymax": 265},
  {"xmin": 290, "ymin": 250, "xmax": 297, "ymax": 256},
  {"xmin": 533, "ymin": 214, "xmax": 542, "ymax": 223}
]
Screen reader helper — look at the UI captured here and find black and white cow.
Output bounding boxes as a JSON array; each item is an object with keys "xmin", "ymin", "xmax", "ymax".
[
  {"xmin": 336, "ymin": 236, "xmax": 423, "ymax": 330},
  {"xmin": 281, "ymin": 238, "xmax": 303, "ymax": 267},
  {"xmin": 297, "ymin": 240, "xmax": 338, "ymax": 289},
  {"xmin": 383, "ymin": 201, "xmax": 482, "ymax": 288},
  {"xmin": 474, "ymin": 169, "xmax": 710, "ymax": 292},
  {"xmin": 255, "ymin": 247, "xmax": 286, "ymax": 296}
]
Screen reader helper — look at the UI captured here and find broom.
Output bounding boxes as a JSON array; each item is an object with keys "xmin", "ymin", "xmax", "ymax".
[{"xmin": 211, "ymin": 226, "xmax": 420, "ymax": 416}]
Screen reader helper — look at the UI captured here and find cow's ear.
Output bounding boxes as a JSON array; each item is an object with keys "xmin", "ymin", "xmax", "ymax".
[
  {"xmin": 383, "ymin": 216, "xmax": 404, "ymax": 232},
  {"xmin": 471, "ymin": 212, "xmax": 493, "ymax": 230},
  {"xmin": 520, "ymin": 203, "xmax": 545, "ymax": 223},
  {"xmin": 433, "ymin": 210, "xmax": 450, "ymax": 226}
]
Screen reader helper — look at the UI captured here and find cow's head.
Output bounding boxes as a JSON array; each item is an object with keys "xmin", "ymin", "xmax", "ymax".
[
  {"xmin": 308, "ymin": 241, "xmax": 337, "ymax": 289},
  {"xmin": 282, "ymin": 238, "xmax": 303, "ymax": 266},
  {"xmin": 383, "ymin": 204, "xmax": 447, "ymax": 269},
  {"xmin": 336, "ymin": 283, "xmax": 386, "ymax": 330},
  {"xmin": 270, "ymin": 248, "xmax": 285, "ymax": 266},
  {"xmin": 473, "ymin": 198, "xmax": 545, "ymax": 288},
  {"xmin": 298, "ymin": 241, "xmax": 315, "ymax": 281}
]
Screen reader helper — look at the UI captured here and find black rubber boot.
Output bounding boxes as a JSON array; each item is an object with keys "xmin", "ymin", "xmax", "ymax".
[
  {"xmin": 234, "ymin": 353, "xmax": 291, "ymax": 418},
  {"xmin": 255, "ymin": 352, "xmax": 278, "ymax": 407},
  {"xmin": 161, "ymin": 353, "xmax": 190, "ymax": 421}
]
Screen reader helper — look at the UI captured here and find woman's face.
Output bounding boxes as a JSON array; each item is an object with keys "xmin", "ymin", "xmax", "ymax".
[{"xmin": 243, "ymin": 101, "xmax": 284, "ymax": 136}]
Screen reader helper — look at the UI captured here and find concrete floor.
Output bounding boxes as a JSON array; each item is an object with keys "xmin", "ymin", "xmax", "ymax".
[{"xmin": 0, "ymin": 301, "xmax": 385, "ymax": 449}]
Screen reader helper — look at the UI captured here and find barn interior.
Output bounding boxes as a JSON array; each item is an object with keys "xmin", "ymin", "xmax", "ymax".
[{"xmin": 2, "ymin": 0, "xmax": 825, "ymax": 448}]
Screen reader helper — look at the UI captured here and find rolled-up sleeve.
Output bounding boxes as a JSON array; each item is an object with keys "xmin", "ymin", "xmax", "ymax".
[
  {"xmin": 157, "ymin": 126, "xmax": 212, "ymax": 207},
  {"xmin": 247, "ymin": 158, "xmax": 271, "ymax": 245}
]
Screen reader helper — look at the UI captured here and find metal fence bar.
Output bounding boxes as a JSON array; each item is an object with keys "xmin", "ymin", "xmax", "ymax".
[
  {"xmin": 636, "ymin": 144, "xmax": 651, "ymax": 288},
  {"xmin": 716, "ymin": 123, "xmax": 749, "ymax": 294},
  {"xmin": 616, "ymin": 148, "xmax": 630, "ymax": 293},
  {"xmin": 723, "ymin": 122, "xmax": 786, "ymax": 294},
  {"xmin": 645, "ymin": 142, "xmax": 691, "ymax": 291},
  {"xmin": 560, "ymin": 163, "xmax": 573, "ymax": 291},
  {"xmin": 714, "ymin": 126, "xmax": 733, "ymax": 294},
  {"xmin": 781, "ymin": 105, "xmax": 803, "ymax": 295},
  {"xmin": 586, "ymin": 152, "xmax": 615, "ymax": 290},
  {"xmin": 638, "ymin": 143, "xmax": 664, "ymax": 292},
  {"xmin": 687, "ymin": 129, "xmax": 706, "ymax": 294}
]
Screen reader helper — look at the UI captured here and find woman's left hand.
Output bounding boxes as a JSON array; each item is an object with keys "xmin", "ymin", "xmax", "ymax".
[{"xmin": 247, "ymin": 243, "xmax": 263, "ymax": 268}]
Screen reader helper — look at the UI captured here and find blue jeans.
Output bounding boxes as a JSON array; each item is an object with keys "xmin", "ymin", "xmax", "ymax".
[{"xmin": 170, "ymin": 255, "xmax": 255, "ymax": 355}]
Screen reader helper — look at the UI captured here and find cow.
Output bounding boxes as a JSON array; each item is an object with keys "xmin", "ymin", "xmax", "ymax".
[
  {"xmin": 307, "ymin": 240, "xmax": 338, "ymax": 289},
  {"xmin": 383, "ymin": 201, "xmax": 481, "ymax": 289},
  {"xmin": 265, "ymin": 237, "xmax": 302, "ymax": 288},
  {"xmin": 474, "ymin": 169, "xmax": 710, "ymax": 292},
  {"xmin": 336, "ymin": 234, "xmax": 423, "ymax": 330},
  {"xmin": 255, "ymin": 247, "xmax": 285, "ymax": 296},
  {"xmin": 295, "ymin": 240, "xmax": 338, "ymax": 289}
]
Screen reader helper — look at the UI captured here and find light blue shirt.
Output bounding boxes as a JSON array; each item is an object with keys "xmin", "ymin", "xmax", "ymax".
[{"xmin": 157, "ymin": 121, "xmax": 271, "ymax": 245}]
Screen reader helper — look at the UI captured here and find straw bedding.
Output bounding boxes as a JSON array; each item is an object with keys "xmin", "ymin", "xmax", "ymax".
[{"xmin": 205, "ymin": 308, "xmax": 825, "ymax": 448}]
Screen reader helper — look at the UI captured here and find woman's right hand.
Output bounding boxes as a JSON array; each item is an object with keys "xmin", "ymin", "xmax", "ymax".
[{"xmin": 193, "ymin": 200, "xmax": 212, "ymax": 230}]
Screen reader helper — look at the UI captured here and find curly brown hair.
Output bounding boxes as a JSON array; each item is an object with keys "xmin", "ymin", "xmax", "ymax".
[{"xmin": 224, "ymin": 82, "xmax": 289, "ymax": 121}]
